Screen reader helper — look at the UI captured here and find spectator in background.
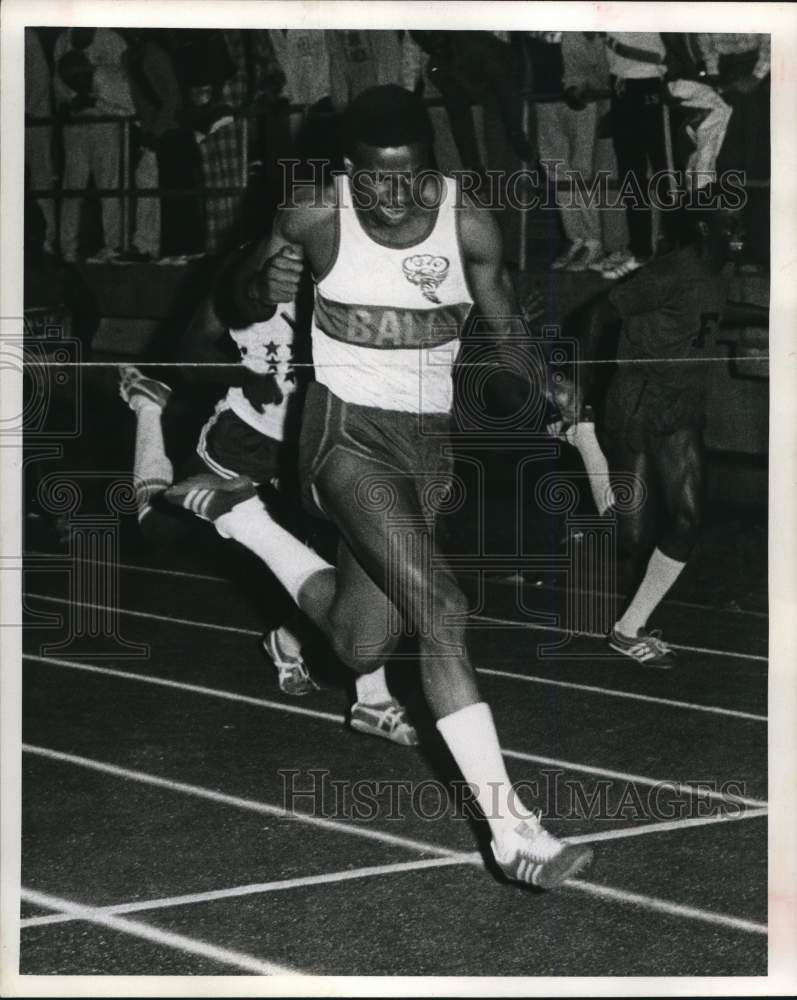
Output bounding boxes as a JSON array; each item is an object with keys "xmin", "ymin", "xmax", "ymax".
[
  {"xmin": 326, "ymin": 30, "xmax": 406, "ymax": 110},
  {"xmin": 54, "ymin": 27, "xmax": 135, "ymax": 263},
  {"xmin": 25, "ymin": 29, "xmax": 57, "ymax": 256},
  {"xmin": 116, "ymin": 29, "xmax": 183, "ymax": 263},
  {"xmin": 267, "ymin": 30, "xmax": 335, "ymax": 174},
  {"xmin": 660, "ymin": 33, "xmax": 732, "ymax": 192},
  {"xmin": 699, "ymin": 33, "xmax": 770, "ymax": 267},
  {"xmin": 412, "ymin": 31, "xmax": 533, "ymax": 174},
  {"xmin": 168, "ymin": 30, "xmax": 243, "ymax": 257},
  {"xmin": 537, "ymin": 32, "xmax": 609, "ymax": 271},
  {"xmin": 601, "ymin": 31, "xmax": 668, "ymax": 279}
]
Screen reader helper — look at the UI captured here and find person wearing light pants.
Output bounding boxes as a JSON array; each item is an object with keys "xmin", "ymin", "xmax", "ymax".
[{"xmin": 537, "ymin": 33, "xmax": 609, "ymax": 272}]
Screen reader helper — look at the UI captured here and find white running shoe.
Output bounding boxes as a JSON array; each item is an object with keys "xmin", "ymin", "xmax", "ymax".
[
  {"xmin": 492, "ymin": 813, "xmax": 593, "ymax": 889},
  {"xmin": 262, "ymin": 629, "xmax": 319, "ymax": 696},
  {"xmin": 349, "ymin": 699, "xmax": 419, "ymax": 746}
]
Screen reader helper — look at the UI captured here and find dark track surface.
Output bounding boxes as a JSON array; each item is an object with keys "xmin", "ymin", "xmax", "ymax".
[{"xmin": 18, "ymin": 510, "xmax": 768, "ymax": 978}]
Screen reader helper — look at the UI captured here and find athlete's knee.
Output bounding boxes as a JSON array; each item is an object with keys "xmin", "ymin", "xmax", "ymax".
[
  {"xmin": 429, "ymin": 575, "xmax": 469, "ymax": 642},
  {"xmin": 329, "ymin": 625, "xmax": 393, "ymax": 674},
  {"xmin": 328, "ymin": 601, "xmax": 396, "ymax": 673}
]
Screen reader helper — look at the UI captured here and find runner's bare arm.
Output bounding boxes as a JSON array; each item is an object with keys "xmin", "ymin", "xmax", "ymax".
[
  {"xmin": 225, "ymin": 194, "xmax": 333, "ymax": 327},
  {"xmin": 459, "ymin": 203, "xmax": 557, "ymax": 421}
]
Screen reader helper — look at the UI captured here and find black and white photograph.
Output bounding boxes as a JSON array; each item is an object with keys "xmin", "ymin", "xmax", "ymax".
[{"xmin": 1, "ymin": 0, "xmax": 796, "ymax": 993}]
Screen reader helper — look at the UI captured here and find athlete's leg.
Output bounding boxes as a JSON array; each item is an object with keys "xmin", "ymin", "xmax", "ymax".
[
  {"xmin": 654, "ymin": 426, "xmax": 703, "ymax": 564},
  {"xmin": 119, "ymin": 366, "xmax": 175, "ymax": 529},
  {"xmin": 609, "ymin": 429, "xmax": 699, "ymax": 665},
  {"xmin": 608, "ymin": 438, "xmax": 657, "ymax": 592},
  {"xmin": 169, "ymin": 453, "xmax": 592, "ymax": 884}
]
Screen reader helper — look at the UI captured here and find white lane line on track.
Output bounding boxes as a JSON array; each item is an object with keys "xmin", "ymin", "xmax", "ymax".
[
  {"xmin": 24, "ymin": 653, "xmax": 767, "ymax": 809},
  {"xmin": 478, "ymin": 667, "xmax": 766, "ymax": 722},
  {"xmin": 470, "ymin": 612, "xmax": 767, "ymax": 664},
  {"xmin": 22, "ymin": 743, "xmax": 469, "ymax": 860},
  {"xmin": 24, "ymin": 592, "xmax": 766, "ymax": 721},
  {"xmin": 27, "ymin": 553, "xmax": 769, "ymax": 620},
  {"xmin": 20, "ymin": 886, "xmax": 300, "ymax": 975},
  {"xmin": 500, "ymin": 748, "xmax": 767, "ymax": 809},
  {"xmin": 26, "ymin": 592, "xmax": 262, "ymax": 638},
  {"xmin": 22, "ymin": 745, "xmax": 767, "ymax": 938},
  {"xmin": 23, "ymin": 585, "xmax": 767, "ymax": 667},
  {"xmin": 564, "ymin": 807, "xmax": 768, "ymax": 845},
  {"xmin": 563, "ymin": 880, "xmax": 768, "ymax": 936},
  {"xmin": 21, "ymin": 857, "xmax": 473, "ymax": 930},
  {"xmin": 21, "ymin": 809, "xmax": 767, "ymax": 932}
]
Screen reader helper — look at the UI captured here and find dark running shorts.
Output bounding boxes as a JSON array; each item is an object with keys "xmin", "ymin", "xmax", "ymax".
[
  {"xmin": 298, "ymin": 381, "xmax": 455, "ymax": 521},
  {"xmin": 604, "ymin": 369, "xmax": 706, "ymax": 453},
  {"xmin": 197, "ymin": 406, "xmax": 281, "ymax": 485}
]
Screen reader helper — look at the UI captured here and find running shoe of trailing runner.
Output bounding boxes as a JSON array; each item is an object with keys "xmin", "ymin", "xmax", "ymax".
[
  {"xmin": 608, "ymin": 626, "xmax": 674, "ymax": 668},
  {"xmin": 163, "ymin": 472, "xmax": 257, "ymax": 524},
  {"xmin": 492, "ymin": 812, "xmax": 594, "ymax": 889},
  {"xmin": 587, "ymin": 248, "xmax": 630, "ymax": 274},
  {"xmin": 119, "ymin": 365, "xmax": 172, "ymax": 409},
  {"xmin": 349, "ymin": 698, "xmax": 419, "ymax": 746},
  {"xmin": 262, "ymin": 629, "xmax": 320, "ymax": 696},
  {"xmin": 601, "ymin": 254, "xmax": 649, "ymax": 280}
]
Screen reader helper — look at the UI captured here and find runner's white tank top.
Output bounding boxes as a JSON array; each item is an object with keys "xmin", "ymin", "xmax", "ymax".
[{"xmin": 312, "ymin": 174, "xmax": 473, "ymax": 413}]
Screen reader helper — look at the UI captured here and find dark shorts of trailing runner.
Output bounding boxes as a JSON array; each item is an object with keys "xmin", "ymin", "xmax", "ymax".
[
  {"xmin": 197, "ymin": 406, "xmax": 282, "ymax": 485},
  {"xmin": 298, "ymin": 381, "xmax": 455, "ymax": 523},
  {"xmin": 604, "ymin": 368, "xmax": 706, "ymax": 453}
]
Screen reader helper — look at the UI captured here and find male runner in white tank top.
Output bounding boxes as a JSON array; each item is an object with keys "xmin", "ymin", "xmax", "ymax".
[{"xmin": 166, "ymin": 85, "xmax": 593, "ymax": 889}]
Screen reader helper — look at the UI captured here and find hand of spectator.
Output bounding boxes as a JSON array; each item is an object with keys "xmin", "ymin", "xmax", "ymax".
[
  {"xmin": 242, "ymin": 369, "xmax": 284, "ymax": 411},
  {"xmin": 563, "ymin": 85, "xmax": 588, "ymax": 111},
  {"xmin": 247, "ymin": 245, "xmax": 304, "ymax": 306}
]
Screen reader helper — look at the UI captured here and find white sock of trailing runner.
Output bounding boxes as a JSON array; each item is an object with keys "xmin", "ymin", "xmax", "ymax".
[
  {"xmin": 355, "ymin": 666, "xmax": 391, "ymax": 705},
  {"xmin": 131, "ymin": 398, "xmax": 173, "ymax": 520},
  {"xmin": 566, "ymin": 420, "xmax": 615, "ymax": 515},
  {"xmin": 436, "ymin": 701, "xmax": 527, "ymax": 851},
  {"xmin": 215, "ymin": 496, "xmax": 332, "ymax": 604},
  {"xmin": 615, "ymin": 547, "xmax": 686, "ymax": 637}
]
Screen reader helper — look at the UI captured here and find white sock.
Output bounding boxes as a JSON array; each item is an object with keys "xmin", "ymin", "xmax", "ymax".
[
  {"xmin": 215, "ymin": 496, "xmax": 332, "ymax": 604},
  {"xmin": 616, "ymin": 547, "xmax": 686, "ymax": 636},
  {"xmin": 131, "ymin": 399, "xmax": 173, "ymax": 517},
  {"xmin": 566, "ymin": 420, "xmax": 615, "ymax": 515},
  {"xmin": 355, "ymin": 666, "xmax": 391, "ymax": 705},
  {"xmin": 436, "ymin": 702, "xmax": 526, "ymax": 850}
]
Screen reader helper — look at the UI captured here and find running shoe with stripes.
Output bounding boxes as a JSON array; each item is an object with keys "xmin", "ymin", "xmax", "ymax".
[
  {"xmin": 608, "ymin": 627, "xmax": 674, "ymax": 668},
  {"xmin": 262, "ymin": 629, "xmax": 319, "ymax": 696},
  {"xmin": 587, "ymin": 249, "xmax": 629, "ymax": 274},
  {"xmin": 119, "ymin": 365, "xmax": 172, "ymax": 409},
  {"xmin": 601, "ymin": 254, "xmax": 648, "ymax": 281},
  {"xmin": 163, "ymin": 472, "xmax": 257, "ymax": 523},
  {"xmin": 349, "ymin": 699, "xmax": 419, "ymax": 746},
  {"xmin": 492, "ymin": 813, "xmax": 594, "ymax": 890}
]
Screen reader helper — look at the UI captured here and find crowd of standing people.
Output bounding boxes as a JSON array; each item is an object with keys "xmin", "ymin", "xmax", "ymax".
[{"xmin": 24, "ymin": 28, "xmax": 770, "ymax": 270}]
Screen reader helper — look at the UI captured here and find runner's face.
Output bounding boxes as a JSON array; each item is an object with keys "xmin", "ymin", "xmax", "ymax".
[{"xmin": 349, "ymin": 142, "xmax": 432, "ymax": 228}]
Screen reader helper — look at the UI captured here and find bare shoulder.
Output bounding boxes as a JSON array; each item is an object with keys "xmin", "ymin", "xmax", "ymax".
[
  {"xmin": 277, "ymin": 179, "xmax": 339, "ymax": 244},
  {"xmin": 455, "ymin": 190, "xmax": 503, "ymax": 265}
]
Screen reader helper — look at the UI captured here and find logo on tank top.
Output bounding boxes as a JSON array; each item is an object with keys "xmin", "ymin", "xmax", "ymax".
[{"xmin": 402, "ymin": 254, "xmax": 450, "ymax": 304}]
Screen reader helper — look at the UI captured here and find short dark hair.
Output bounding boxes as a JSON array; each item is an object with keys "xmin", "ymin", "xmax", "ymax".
[{"xmin": 340, "ymin": 85, "xmax": 434, "ymax": 157}]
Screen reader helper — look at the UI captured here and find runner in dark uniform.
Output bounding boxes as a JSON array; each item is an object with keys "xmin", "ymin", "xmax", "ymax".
[{"xmin": 600, "ymin": 200, "xmax": 745, "ymax": 665}]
